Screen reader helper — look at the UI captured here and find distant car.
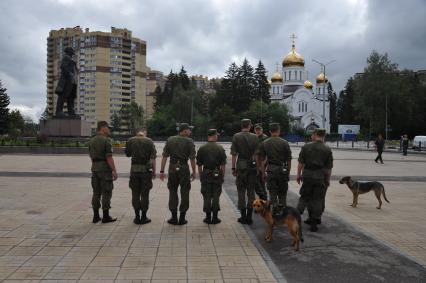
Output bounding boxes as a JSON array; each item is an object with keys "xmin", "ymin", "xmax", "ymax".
[{"xmin": 413, "ymin": 136, "xmax": 426, "ymax": 150}]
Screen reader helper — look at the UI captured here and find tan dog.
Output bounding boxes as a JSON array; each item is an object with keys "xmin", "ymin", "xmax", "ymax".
[
  {"xmin": 252, "ymin": 199, "xmax": 303, "ymax": 251},
  {"xmin": 339, "ymin": 176, "xmax": 390, "ymax": 209}
]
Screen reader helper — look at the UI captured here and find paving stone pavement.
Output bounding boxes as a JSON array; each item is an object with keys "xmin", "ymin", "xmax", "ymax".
[
  {"xmin": 0, "ymin": 155, "xmax": 279, "ymax": 282},
  {"xmin": 1, "ymin": 144, "xmax": 426, "ymax": 282}
]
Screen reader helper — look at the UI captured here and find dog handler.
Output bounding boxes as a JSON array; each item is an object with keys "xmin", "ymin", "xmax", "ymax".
[
  {"xmin": 254, "ymin": 123, "xmax": 269, "ymax": 200},
  {"xmin": 231, "ymin": 119, "xmax": 259, "ymax": 225},
  {"xmin": 257, "ymin": 123, "xmax": 292, "ymax": 213},
  {"xmin": 125, "ymin": 128, "xmax": 157, "ymax": 225},
  {"xmin": 296, "ymin": 128, "xmax": 333, "ymax": 232},
  {"xmin": 196, "ymin": 129, "xmax": 227, "ymax": 224}
]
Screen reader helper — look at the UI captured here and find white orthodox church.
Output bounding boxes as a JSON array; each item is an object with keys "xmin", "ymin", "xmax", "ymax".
[{"xmin": 269, "ymin": 36, "xmax": 330, "ymax": 133}]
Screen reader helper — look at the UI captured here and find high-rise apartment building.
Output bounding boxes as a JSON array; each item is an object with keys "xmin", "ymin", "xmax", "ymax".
[{"xmin": 46, "ymin": 26, "xmax": 162, "ymax": 130}]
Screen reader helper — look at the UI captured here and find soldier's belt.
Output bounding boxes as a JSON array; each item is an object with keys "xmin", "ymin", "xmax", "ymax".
[
  {"xmin": 92, "ymin": 159, "xmax": 106, "ymax": 162},
  {"xmin": 304, "ymin": 165, "xmax": 323, "ymax": 170},
  {"xmin": 170, "ymin": 159, "xmax": 188, "ymax": 164},
  {"xmin": 268, "ymin": 162, "xmax": 285, "ymax": 166}
]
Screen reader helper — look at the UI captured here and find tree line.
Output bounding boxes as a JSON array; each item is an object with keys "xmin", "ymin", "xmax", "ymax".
[
  {"xmin": 147, "ymin": 59, "xmax": 290, "ymax": 137},
  {"xmin": 0, "ymin": 80, "xmax": 38, "ymax": 139},
  {"xmin": 336, "ymin": 50, "xmax": 426, "ymax": 139}
]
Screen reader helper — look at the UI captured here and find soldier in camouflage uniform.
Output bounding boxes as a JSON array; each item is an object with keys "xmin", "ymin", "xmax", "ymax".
[
  {"xmin": 160, "ymin": 123, "xmax": 196, "ymax": 225},
  {"xmin": 296, "ymin": 128, "xmax": 333, "ymax": 232},
  {"xmin": 88, "ymin": 121, "xmax": 118, "ymax": 224},
  {"xmin": 196, "ymin": 129, "xmax": 227, "ymax": 224},
  {"xmin": 258, "ymin": 123, "xmax": 292, "ymax": 214},
  {"xmin": 231, "ymin": 119, "xmax": 259, "ymax": 225},
  {"xmin": 254, "ymin": 123, "xmax": 268, "ymax": 200},
  {"xmin": 125, "ymin": 128, "xmax": 157, "ymax": 225}
]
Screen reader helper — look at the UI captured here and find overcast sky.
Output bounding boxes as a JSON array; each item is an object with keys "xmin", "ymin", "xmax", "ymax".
[{"xmin": 0, "ymin": 0, "xmax": 425, "ymax": 121}]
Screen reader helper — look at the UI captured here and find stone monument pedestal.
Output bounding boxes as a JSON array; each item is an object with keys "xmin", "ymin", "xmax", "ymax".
[{"xmin": 40, "ymin": 117, "xmax": 92, "ymax": 137}]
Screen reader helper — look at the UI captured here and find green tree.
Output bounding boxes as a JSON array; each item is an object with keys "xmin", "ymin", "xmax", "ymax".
[
  {"xmin": 236, "ymin": 58, "xmax": 256, "ymax": 110},
  {"xmin": 254, "ymin": 60, "xmax": 271, "ymax": 104},
  {"xmin": 327, "ymin": 82, "xmax": 338, "ymax": 132},
  {"xmin": 119, "ymin": 102, "xmax": 144, "ymax": 134},
  {"xmin": 245, "ymin": 101, "xmax": 289, "ymax": 134},
  {"xmin": 353, "ymin": 50, "xmax": 399, "ymax": 137},
  {"xmin": 336, "ymin": 77, "xmax": 356, "ymax": 125},
  {"xmin": 7, "ymin": 110, "xmax": 25, "ymax": 139},
  {"xmin": 110, "ymin": 112, "xmax": 121, "ymax": 134},
  {"xmin": 0, "ymin": 80, "xmax": 10, "ymax": 134}
]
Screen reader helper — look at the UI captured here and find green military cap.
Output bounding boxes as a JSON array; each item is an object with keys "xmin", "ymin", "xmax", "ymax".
[
  {"xmin": 254, "ymin": 123, "xmax": 263, "ymax": 129},
  {"xmin": 269, "ymin": 123, "xmax": 280, "ymax": 132},
  {"xmin": 97, "ymin": 120, "xmax": 112, "ymax": 130},
  {"xmin": 241, "ymin": 118, "xmax": 252, "ymax": 128},
  {"xmin": 207, "ymin": 129, "xmax": 219, "ymax": 136},
  {"xmin": 313, "ymin": 128, "xmax": 326, "ymax": 136},
  {"xmin": 178, "ymin": 123, "xmax": 191, "ymax": 132}
]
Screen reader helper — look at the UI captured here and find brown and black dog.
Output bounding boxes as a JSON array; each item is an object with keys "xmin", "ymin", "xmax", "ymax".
[
  {"xmin": 252, "ymin": 199, "xmax": 303, "ymax": 251},
  {"xmin": 339, "ymin": 176, "xmax": 390, "ymax": 209}
]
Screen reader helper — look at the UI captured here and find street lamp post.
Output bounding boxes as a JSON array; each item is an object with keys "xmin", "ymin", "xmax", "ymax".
[{"xmin": 312, "ymin": 59, "xmax": 335, "ymax": 130}]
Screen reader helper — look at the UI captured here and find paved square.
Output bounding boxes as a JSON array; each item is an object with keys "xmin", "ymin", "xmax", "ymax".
[{"xmin": 0, "ymin": 144, "xmax": 425, "ymax": 282}]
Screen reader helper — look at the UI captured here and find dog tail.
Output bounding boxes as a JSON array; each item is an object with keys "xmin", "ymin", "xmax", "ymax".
[{"xmin": 381, "ymin": 184, "xmax": 390, "ymax": 203}]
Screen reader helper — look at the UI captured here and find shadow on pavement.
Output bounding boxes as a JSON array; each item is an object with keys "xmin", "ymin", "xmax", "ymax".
[{"xmin": 223, "ymin": 175, "xmax": 426, "ymax": 283}]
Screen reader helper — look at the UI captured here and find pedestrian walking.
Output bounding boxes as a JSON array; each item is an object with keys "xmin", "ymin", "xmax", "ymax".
[
  {"xmin": 125, "ymin": 128, "xmax": 157, "ymax": 225},
  {"xmin": 402, "ymin": 134, "xmax": 409, "ymax": 156},
  {"xmin": 374, "ymin": 134, "xmax": 385, "ymax": 164},
  {"xmin": 296, "ymin": 128, "xmax": 333, "ymax": 232},
  {"xmin": 88, "ymin": 121, "xmax": 118, "ymax": 224},
  {"xmin": 160, "ymin": 123, "xmax": 196, "ymax": 225},
  {"xmin": 231, "ymin": 119, "xmax": 259, "ymax": 225},
  {"xmin": 196, "ymin": 129, "xmax": 227, "ymax": 224}
]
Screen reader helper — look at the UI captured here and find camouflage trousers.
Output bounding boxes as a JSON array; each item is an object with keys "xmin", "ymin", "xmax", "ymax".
[
  {"xmin": 296, "ymin": 178, "xmax": 326, "ymax": 221},
  {"xmin": 129, "ymin": 172, "xmax": 153, "ymax": 211},
  {"xmin": 167, "ymin": 165, "xmax": 191, "ymax": 212},
  {"xmin": 236, "ymin": 170, "xmax": 256, "ymax": 210},
  {"xmin": 91, "ymin": 171, "xmax": 113, "ymax": 210},
  {"xmin": 266, "ymin": 172, "xmax": 288, "ymax": 208}
]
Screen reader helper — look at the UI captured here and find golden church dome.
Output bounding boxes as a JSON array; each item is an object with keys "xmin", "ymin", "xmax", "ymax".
[
  {"xmin": 282, "ymin": 45, "xmax": 305, "ymax": 67},
  {"xmin": 304, "ymin": 80, "xmax": 313, "ymax": 89},
  {"xmin": 271, "ymin": 71, "xmax": 283, "ymax": 83},
  {"xmin": 316, "ymin": 72, "xmax": 328, "ymax": 84}
]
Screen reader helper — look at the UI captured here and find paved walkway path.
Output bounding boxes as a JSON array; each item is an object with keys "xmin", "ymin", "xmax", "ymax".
[
  {"xmin": 0, "ymin": 173, "xmax": 278, "ymax": 282},
  {"xmin": 1, "ymin": 145, "xmax": 426, "ymax": 282}
]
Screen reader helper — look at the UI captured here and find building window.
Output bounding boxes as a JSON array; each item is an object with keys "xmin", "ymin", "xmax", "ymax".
[
  {"xmin": 299, "ymin": 71, "xmax": 302, "ymax": 80},
  {"xmin": 299, "ymin": 101, "xmax": 308, "ymax": 113}
]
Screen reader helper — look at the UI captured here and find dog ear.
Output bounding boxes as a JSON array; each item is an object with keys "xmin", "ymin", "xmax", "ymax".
[{"xmin": 262, "ymin": 200, "xmax": 271, "ymax": 209}]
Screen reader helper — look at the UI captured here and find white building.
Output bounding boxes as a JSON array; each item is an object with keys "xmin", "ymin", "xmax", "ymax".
[{"xmin": 269, "ymin": 36, "xmax": 330, "ymax": 133}]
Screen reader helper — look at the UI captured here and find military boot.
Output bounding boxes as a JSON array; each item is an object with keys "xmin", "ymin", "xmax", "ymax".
[
  {"xmin": 211, "ymin": 211, "xmax": 221, "ymax": 224},
  {"xmin": 203, "ymin": 212, "xmax": 212, "ymax": 224},
  {"xmin": 246, "ymin": 208, "xmax": 253, "ymax": 225},
  {"xmin": 178, "ymin": 211, "xmax": 188, "ymax": 225},
  {"xmin": 92, "ymin": 208, "xmax": 101, "ymax": 223},
  {"xmin": 140, "ymin": 210, "xmax": 151, "ymax": 224},
  {"xmin": 102, "ymin": 209, "xmax": 117, "ymax": 223},
  {"xmin": 133, "ymin": 209, "xmax": 141, "ymax": 225},
  {"xmin": 237, "ymin": 209, "xmax": 247, "ymax": 224},
  {"xmin": 304, "ymin": 209, "xmax": 313, "ymax": 225},
  {"xmin": 167, "ymin": 210, "xmax": 178, "ymax": 225},
  {"xmin": 310, "ymin": 223, "xmax": 318, "ymax": 232}
]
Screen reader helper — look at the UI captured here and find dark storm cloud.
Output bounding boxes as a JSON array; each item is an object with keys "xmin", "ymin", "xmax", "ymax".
[{"xmin": 0, "ymin": 0, "xmax": 425, "ymax": 120}]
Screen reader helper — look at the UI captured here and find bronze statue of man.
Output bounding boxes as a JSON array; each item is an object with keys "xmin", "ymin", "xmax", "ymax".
[{"xmin": 55, "ymin": 47, "xmax": 78, "ymax": 117}]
